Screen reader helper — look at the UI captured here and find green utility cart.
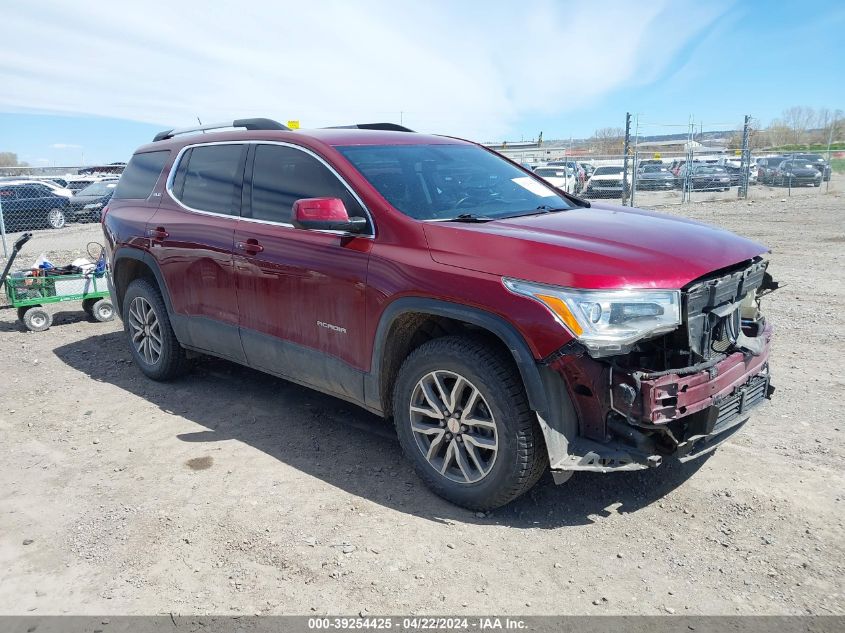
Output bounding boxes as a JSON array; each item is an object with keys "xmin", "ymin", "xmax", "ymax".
[{"xmin": 1, "ymin": 232, "xmax": 115, "ymax": 332}]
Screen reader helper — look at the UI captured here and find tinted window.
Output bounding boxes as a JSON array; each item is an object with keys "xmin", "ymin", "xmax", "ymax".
[
  {"xmin": 113, "ymin": 150, "xmax": 169, "ymax": 200},
  {"xmin": 178, "ymin": 144, "xmax": 246, "ymax": 215},
  {"xmin": 250, "ymin": 144, "xmax": 365, "ymax": 224}
]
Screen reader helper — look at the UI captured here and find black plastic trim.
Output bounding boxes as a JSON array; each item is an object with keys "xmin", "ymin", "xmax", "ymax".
[{"xmin": 365, "ymin": 297, "xmax": 549, "ymax": 415}]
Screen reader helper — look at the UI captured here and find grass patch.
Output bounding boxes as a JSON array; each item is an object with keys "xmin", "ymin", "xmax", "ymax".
[{"xmin": 831, "ymin": 158, "xmax": 845, "ymax": 174}]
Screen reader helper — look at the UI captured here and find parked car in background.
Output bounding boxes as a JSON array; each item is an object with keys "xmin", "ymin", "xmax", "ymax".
[
  {"xmin": 756, "ymin": 156, "xmax": 786, "ymax": 184},
  {"xmin": 771, "ymin": 160, "xmax": 822, "ymax": 187},
  {"xmin": 716, "ymin": 157, "xmax": 757, "ymax": 186},
  {"xmin": 36, "ymin": 179, "xmax": 75, "ymax": 198},
  {"xmin": 792, "ymin": 154, "xmax": 831, "ymax": 181},
  {"xmin": 65, "ymin": 175, "xmax": 117, "ymax": 192},
  {"xmin": 534, "ymin": 166, "xmax": 577, "ymax": 194},
  {"xmin": 668, "ymin": 159, "xmax": 686, "ymax": 179},
  {"xmin": 678, "ymin": 164, "xmax": 732, "ymax": 191},
  {"xmin": 548, "ymin": 160, "xmax": 585, "ymax": 190},
  {"xmin": 636, "ymin": 164, "xmax": 675, "ymax": 190},
  {"xmin": 66, "ymin": 180, "xmax": 118, "ymax": 222},
  {"xmin": 579, "ymin": 162, "xmax": 595, "ymax": 179},
  {"xmin": 0, "ymin": 182, "xmax": 68, "ymax": 229},
  {"xmin": 584, "ymin": 165, "xmax": 627, "ymax": 198},
  {"xmin": 104, "ymin": 118, "xmax": 776, "ymax": 510}
]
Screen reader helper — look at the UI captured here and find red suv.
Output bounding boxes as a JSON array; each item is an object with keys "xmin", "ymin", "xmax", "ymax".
[{"xmin": 103, "ymin": 119, "xmax": 776, "ymax": 510}]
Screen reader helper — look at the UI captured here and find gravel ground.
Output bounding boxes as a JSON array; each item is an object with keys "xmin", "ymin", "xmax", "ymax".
[{"xmin": 0, "ymin": 190, "xmax": 843, "ymax": 616}]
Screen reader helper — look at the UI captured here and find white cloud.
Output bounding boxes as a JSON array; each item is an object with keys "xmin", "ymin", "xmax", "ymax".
[
  {"xmin": 1, "ymin": 0, "xmax": 730, "ymax": 141},
  {"xmin": 50, "ymin": 143, "xmax": 82, "ymax": 149}
]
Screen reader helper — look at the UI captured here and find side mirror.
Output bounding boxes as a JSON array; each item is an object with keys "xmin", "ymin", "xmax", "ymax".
[{"xmin": 292, "ymin": 197, "xmax": 367, "ymax": 233}]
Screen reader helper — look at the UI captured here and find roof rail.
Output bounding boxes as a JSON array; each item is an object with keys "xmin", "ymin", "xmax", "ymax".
[
  {"xmin": 326, "ymin": 123, "xmax": 416, "ymax": 133},
  {"xmin": 152, "ymin": 118, "xmax": 290, "ymax": 142}
]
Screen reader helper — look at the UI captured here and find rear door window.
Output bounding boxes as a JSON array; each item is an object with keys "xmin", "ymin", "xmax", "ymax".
[
  {"xmin": 113, "ymin": 150, "xmax": 170, "ymax": 200},
  {"xmin": 175, "ymin": 144, "xmax": 247, "ymax": 215}
]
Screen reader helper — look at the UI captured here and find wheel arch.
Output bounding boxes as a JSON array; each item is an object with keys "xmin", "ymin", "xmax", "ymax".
[
  {"xmin": 366, "ymin": 298, "xmax": 549, "ymax": 418},
  {"xmin": 111, "ymin": 248, "xmax": 173, "ymax": 318}
]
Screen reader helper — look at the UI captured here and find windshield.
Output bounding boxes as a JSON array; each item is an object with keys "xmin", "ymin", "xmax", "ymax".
[
  {"xmin": 337, "ymin": 144, "xmax": 575, "ymax": 221},
  {"xmin": 641, "ymin": 165, "xmax": 667, "ymax": 173},
  {"xmin": 535, "ymin": 168, "xmax": 570, "ymax": 177},
  {"xmin": 77, "ymin": 181, "xmax": 117, "ymax": 196},
  {"xmin": 592, "ymin": 166, "xmax": 622, "ymax": 175}
]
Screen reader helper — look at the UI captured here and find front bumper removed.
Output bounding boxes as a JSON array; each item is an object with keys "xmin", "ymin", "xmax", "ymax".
[{"xmin": 546, "ymin": 325, "xmax": 774, "ymax": 479}]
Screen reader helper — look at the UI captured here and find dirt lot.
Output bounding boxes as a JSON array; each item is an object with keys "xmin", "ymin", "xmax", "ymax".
[{"xmin": 0, "ymin": 191, "xmax": 843, "ymax": 616}]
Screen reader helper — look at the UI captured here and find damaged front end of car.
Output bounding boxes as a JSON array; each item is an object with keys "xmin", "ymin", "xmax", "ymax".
[{"xmin": 511, "ymin": 258, "xmax": 779, "ymax": 481}]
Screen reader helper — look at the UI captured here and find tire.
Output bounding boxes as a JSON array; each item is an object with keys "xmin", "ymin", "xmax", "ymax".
[
  {"xmin": 122, "ymin": 279, "xmax": 187, "ymax": 380},
  {"xmin": 22, "ymin": 306, "xmax": 52, "ymax": 332},
  {"xmin": 82, "ymin": 298, "xmax": 97, "ymax": 317},
  {"xmin": 91, "ymin": 298, "xmax": 115, "ymax": 322},
  {"xmin": 46, "ymin": 207, "xmax": 66, "ymax": 229},
  {"xmin": 392, "ymin": 336, "xmax": 547, "ymax": 510}
]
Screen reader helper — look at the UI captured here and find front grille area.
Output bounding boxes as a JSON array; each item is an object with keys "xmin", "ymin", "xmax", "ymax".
[
  {"xmin": 684, "ymin": 259, "xmax": 768, "ymax": 360},
  {"xmin": 713, "ymin": 370, "xmax": 770, "ymax": 433}
]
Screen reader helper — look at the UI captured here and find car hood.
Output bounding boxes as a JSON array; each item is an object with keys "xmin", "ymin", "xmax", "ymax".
[
  {"xmin": 69, "ymin": 194, "xmax": 109, "ymax": 205},
  {"xmin": 423, "ymin": 202, "xmax": 768, "ymax": 289}
]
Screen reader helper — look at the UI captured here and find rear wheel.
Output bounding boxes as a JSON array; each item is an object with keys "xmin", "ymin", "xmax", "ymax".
[
  {"xmin": 123, "ymin": 279, "xmax": 187, "ymax": 380},
  {"xmin": 393, "ymin": 336, "xmax": 547, "ymax": 510},
  {"xmin": 22, "ymin": 306, "xmax": 52, "ymax": 332}
]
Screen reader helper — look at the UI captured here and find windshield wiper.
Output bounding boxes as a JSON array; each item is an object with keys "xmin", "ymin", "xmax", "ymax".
[
  {"xmin": 501, "ymin": 205, "xmax": 569, "ymax": 219},
  {"xmin": 435, "ymin": 213, "xmax": 494, "ymax": 223}
]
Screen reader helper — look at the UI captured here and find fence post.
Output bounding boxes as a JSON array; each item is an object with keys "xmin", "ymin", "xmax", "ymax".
[
  {"xmin": 622, "ymin": 112, "xmax": 631, "ymax": 205},
  {"xmin": 739, "ymin": 114, "xmax": 751, "ymax": 199},
  {"xmin": 0, "ymin": 196, "xmax": 7, "ymax": 258},
  {"xmin": 826, "ymin": 115, "xmax": 835, "ymax": 193}
]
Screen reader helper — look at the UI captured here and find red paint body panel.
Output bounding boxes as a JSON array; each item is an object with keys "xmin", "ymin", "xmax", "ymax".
[
  {"xmin": 233, "ymin": 221, "xmax": 371, "ymax": 369},
  {"xmin": 423, "ymin": 204, "xmax": 767, "ymax": 290}
]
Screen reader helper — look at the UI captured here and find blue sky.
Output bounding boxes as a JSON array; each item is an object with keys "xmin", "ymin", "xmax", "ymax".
[{"xmin": 1, "ymin": 0, "xmax": 843, "ymax": 166}]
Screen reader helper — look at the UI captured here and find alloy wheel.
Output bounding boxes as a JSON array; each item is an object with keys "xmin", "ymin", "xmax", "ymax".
[
  {"xmin": 409, "ymin": 370, "xmax": 499, "ymax": 484},
  {"xmin": 47, "ymin": 208, "xmax": 66, "ymax": 229},
  {"xmin": 128, "ymin": 297, "xmax": 163, "ymax": 365}
]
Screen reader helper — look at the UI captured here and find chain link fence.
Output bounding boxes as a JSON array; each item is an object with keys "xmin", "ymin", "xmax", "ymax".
[
  {"xmin": 497, "ymin": 113, "xmax": 841, "ymax": 208},
  {"xmin": 0, "ymin": 165, "xmax": 123, "ymax": 257}
]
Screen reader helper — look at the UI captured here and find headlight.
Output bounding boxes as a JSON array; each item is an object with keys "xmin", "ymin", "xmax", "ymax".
[
  {"xmin": 503, "ymin": 278, "xmax": 681, "ymax": 357},
  {"xmin": 83, "ymin": 202, "xmax": 103, "ymax": 210}
]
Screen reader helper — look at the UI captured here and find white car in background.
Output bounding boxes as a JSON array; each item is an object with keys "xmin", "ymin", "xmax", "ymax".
[
  {"xmin": 37, "ymin": 179, "xmax": 75, "ymax": 198},
  {"xmin": 534, "ymin": 165, "xmax": 578, "ymax": 193},
  {"xmin": 584, "ymin": 165, "xmax": 628, "ymax": 198}
]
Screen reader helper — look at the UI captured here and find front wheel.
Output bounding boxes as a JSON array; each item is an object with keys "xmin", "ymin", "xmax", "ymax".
[
  {"xmin": 22, "ymin": 306, "xmax": 52, "ymax": 332},
  {"xmin": 46, "ymin": 208, "xmax": 66, "ymax": 229},
  {"xmin": 123, "ymin": 279, "xmax": 187, "ymax": 380},
  {"xmin": 393, "ymin": 336, "xmax": 547, "ymax": 510}
]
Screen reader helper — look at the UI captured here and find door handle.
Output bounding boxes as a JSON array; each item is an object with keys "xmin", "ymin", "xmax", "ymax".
[
  {"xmin": 146, "ymin": 226, "xmax": 168, "ymax": 241},
  {"xmin": 236, "ymin": 239, "xmax": 264, "ymax": 253}
]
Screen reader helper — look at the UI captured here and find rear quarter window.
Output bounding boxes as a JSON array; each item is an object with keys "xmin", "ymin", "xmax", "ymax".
[{"xmin": 113, "ymin": 150, "xmax": 170, "ymax": 200}]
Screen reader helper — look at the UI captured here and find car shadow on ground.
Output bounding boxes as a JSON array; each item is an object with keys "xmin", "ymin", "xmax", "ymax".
[{"xmin": 54, "ymin": 332, "xmax": 708, "ymax": 528}]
